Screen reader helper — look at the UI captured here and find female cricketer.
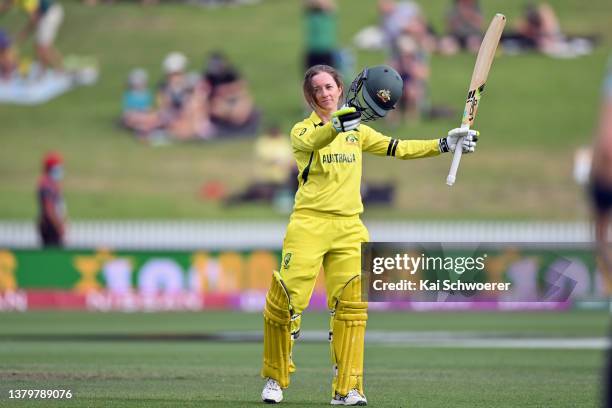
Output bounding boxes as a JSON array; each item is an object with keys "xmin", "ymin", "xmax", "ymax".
[{"xmin": 260, "ymin": 64, "xmax": 478, "ymax": 406}]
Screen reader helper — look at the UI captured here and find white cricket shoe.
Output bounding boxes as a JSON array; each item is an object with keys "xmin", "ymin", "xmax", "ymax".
[
  {"xmin": 261, "ymin": 378, "xmax": 283, "ymax": 404},
  {"xmin": 330, "ymin": 389, "xmax": 367, "ymax": 406}
]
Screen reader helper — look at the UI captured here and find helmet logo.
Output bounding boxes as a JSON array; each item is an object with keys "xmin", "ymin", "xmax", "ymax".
[{"xmin": 377, "ymin": 89, "xmax": 391, "ymax": 103}]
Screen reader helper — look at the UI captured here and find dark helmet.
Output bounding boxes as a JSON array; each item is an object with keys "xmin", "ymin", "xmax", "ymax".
[{"xmin": 345, "ymin": 65, "xmax": 403, "ymax": 122}]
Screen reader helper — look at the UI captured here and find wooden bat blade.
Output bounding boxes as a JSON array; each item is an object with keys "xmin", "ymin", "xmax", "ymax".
[
  {"xmin": 461, "ymin": 13, "xmax": 506, "ymax": 128},
  {"xmin": 447, "ymin": 13, "xmax": 505, "ymax": 186}
]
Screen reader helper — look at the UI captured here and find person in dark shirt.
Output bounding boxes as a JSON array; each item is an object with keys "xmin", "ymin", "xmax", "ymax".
[
  {"xmin": 202, "ymin": 51, "xmax": 259, "ymax": 136},
  {"xmin": 37, "ymin": 152, "xmax": 66, "ymax": 247},
  {"xmin": 303, "ymin": 0, "xmax": 337, "ymax": 70}
]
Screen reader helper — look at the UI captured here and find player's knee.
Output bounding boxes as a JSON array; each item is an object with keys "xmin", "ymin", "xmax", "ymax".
[{"xmin": 264, "ymin": 271, "xmax": 292, "ymax": 325}]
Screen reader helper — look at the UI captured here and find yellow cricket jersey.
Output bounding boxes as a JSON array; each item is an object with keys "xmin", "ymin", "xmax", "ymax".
[
  {"xmin": 14, "ymin": 0, "xmax": 51, "ymax": 14},
  {"xmin": 14, "ymin": 0, "xmax": 38, "ymax": 14},
  {"xmin": 290, "ymin": 111, "xmax": 441, "ymax": 217}
]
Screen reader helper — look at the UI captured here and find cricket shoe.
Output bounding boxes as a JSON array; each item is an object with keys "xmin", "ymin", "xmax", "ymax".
[
  {"xmin": 261, "ymin": 378, "xmax": 283, "ymax": 404},
  {"xmin": 330, "ymin": 389, "xmax": 367, "ymax": 406}
]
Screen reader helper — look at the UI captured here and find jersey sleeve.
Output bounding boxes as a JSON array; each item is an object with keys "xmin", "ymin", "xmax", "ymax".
[
  {"xmin": 361, "ymin": 126, "xmax": 441, "ymax": 159},
  {"xmin": 290, "ymin": 121, "xmax": 338, "ymax": 152}
]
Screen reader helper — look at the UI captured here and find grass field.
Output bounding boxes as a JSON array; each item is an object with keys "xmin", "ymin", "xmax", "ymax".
[
  {"xmin": 1, "ymin": 1, "xmax": 611, "ymax": 220},
  {"xmin": 0, "ymin": 310, "xmax": 609, "ymax": 407}
]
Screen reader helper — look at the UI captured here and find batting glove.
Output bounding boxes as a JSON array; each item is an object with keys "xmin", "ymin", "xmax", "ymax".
[
  {"xmin": 331, "ymin": 106, "xmax": 361, "ymax": 133},
  {"xmin": 439, "ymin": 128, "xmax": 479, "ymax": 153}
]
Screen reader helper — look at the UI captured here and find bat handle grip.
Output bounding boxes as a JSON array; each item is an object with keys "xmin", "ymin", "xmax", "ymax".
[
  {"xmin": 446, "ymin": 126, "xmax": 469, "ymax": 186},
  {"xmin": 446, "ymin": 143, "xmax": 463, "ymax": 186}
]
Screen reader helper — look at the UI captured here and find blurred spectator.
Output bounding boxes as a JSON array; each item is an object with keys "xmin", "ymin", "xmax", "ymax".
[
  {"xmin": 225, "ymin": 124, "xmax": 295, "ymax": 206},
  {"xmin": 203, "ymin": 51, "xmax": 259, "ymax": 137},
  {"xmin": 515, "ymin": 3, "xmax": 563, "ymax": 55},
  {"xmin": 122, "ymin": 51, "xmax": 259, "ymax": 142},
  {"xmin": 0, "ymin": 29, "xmax": 17, "ymax": 79},
  {"xmin": 0, "ymin": 0, "xmax": 64, "ymax": 71},
  {"xmin": 37, "ymin": 152, "xmax": 66, "ymax": 248},
  {"xmin": 391, "ymin": 34, "xmax": 430, "ymax": 121},
  {"xmin": 501, "ymin": 2, "xmax": 593, "ymax": 58},
  {"xmin": 439, "ymin": 0, "xmax": 483, "ymax": 55},
  {"xmin": 303, "ymin": 0, "xmax": 337, "ymax": 70},
  {"xmin": 121, "ymin": 68, "xmax": 163, "ymax": 137},
  {"xmin": 158, "ymin": 51, "xmax": 212, "ymax": 140},
  {"xmin": 378, "ymin": 0, "xmax": 437, "ymax": 57}
]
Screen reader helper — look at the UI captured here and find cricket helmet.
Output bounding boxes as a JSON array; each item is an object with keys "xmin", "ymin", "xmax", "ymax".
[{"xmin": 345, "ymin": 65, "xmax": 403, "ymax": 122}]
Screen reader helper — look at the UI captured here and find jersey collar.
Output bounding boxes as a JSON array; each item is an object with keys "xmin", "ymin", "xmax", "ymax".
[{"xmin": 309, "ymin": 111, "xmax": 324, "ymax": 127}]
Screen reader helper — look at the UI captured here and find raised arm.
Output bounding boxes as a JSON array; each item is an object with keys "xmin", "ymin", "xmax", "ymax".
[
  {"xmin": 361, "ymin": 126, "xmax": 441, "ymax": 159},
  {"xmin": 362, "ymin": 126, "xmax": 478, "ymax": 159}
]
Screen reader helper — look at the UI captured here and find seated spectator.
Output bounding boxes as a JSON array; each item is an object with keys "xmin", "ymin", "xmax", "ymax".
[
  {"xmin": 0, "ymin": 29, "xmax": 17, "ymax": 80},
  {"xmin": 378, "ymin": 0, "xmax": 437, "ymax": 56},
  {"xmin": 158, "ymin": 51, "xmax": 213, "ymax": 140},
  {"xmin": 439, "ymin": 0, "xmax": 483, "ymax": 55},
  {"xmin": 121, "ymin": 68, "xmax": 163, "ymax": 137},
  {"xmin": 515, "ymin": 2, "xmax": 565, "ymax": 55},
  {"xmin": 501, "ymin": 2, "xmax": 593, "ymax": 58},
  {"xmin": 203, "ymin": 51, "xmax": 259, "ymax": 137},
  {"xmin": 225, "ymin": 124, "xmax": 295, "ymax": 206}
]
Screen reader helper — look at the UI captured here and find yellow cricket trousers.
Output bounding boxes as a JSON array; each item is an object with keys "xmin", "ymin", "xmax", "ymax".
[{"xmin": 278, "ymin": 209, "xmax": 369, "ymax": 313}]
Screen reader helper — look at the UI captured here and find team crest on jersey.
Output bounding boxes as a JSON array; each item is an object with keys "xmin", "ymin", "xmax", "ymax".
[
  {"xmin": 377, "ymin": 89, "xmax": 391, "ymax": 103},
  {"xmin": 345, "ymin": 134, "xmax": 359, "ymax": 145},
  {"xmin": 283, "ymin": 253, "xmax": 292, "ymax": 269},
  {"xmin": 298, "ymin": 128, "xmax": 307, "ymax": 137}
]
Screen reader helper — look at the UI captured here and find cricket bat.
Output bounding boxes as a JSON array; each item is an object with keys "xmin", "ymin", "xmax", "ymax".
[{"xmin": 446, "ymin": 13, "xmax": 506, "ymax": 186}]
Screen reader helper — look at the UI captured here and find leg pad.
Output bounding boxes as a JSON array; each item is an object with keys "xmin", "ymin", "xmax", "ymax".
[
  {"xmin": 261, "ymin": 272, "xmax": 292, "ymax": 388},
  {"xmin": 330, "ymin": 276, "xmax": 368, "ymax": 396}
]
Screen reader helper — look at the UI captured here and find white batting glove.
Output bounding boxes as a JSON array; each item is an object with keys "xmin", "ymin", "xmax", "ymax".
[
  {"xmin": 439, "ymin": 128, "xmax": 479, "ymax": 153},
  {"xmin": 331, "ymin": 106, "xmax": 361, "ymax": 133}
]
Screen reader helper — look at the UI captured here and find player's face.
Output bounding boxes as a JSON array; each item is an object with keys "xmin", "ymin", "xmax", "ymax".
[{"xmin": 311, "ymin": 72, "xmax": 342, "ymax": 113}]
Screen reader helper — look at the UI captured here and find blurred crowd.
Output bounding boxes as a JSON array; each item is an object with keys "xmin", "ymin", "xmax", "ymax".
[
  {"xmin": 362, "ymin": 0, "xmax": 595, "ymax": 121},
  {"xmin": 0, "ymin": 0, "xmax": 601, "ymax": 227},
  {"xmin": 122, "ymin": 51, "xmax": 260, "ymax": 142}
]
